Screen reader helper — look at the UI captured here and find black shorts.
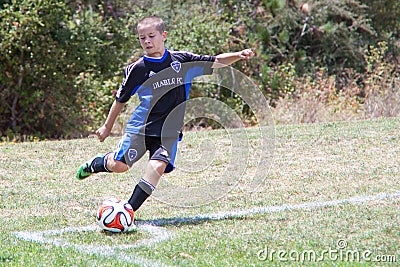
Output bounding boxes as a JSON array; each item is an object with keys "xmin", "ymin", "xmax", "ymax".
[{"xmin": 112, "ymin": 133, "xmax": 179, "ymax": 173}]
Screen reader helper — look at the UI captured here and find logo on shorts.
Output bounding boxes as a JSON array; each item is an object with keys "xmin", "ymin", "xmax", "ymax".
[
  {"xmin": 128, "ymin": 149, "xmax": 137, "ymax": 161},
  {"xmin": 171, "ymin": 61, "xmax": 181, "ymax": 73}
]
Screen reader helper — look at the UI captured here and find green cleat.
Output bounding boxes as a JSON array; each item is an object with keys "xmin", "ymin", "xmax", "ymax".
[{"xmin": 75, "ymin": 154, "xmax": 103, "ymax": 180}]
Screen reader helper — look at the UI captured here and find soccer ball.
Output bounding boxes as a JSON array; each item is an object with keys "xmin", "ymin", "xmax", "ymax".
[{"xmin": 96, "ymin": 198, "xmax": 135, "ymax": 233}]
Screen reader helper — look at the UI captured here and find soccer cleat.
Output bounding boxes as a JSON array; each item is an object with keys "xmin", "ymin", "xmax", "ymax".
[{"xmin": 75, "ymin": 154, "xmax": 103, "ymax": 180}]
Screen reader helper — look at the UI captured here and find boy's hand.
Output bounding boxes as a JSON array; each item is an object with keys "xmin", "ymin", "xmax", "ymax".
[
  {"xmin": 213, "ymin": 49, "xmax": 255, "ymax": 68},
  {"xmin": 96, "ymin": 125, "xmax": 111, "ymax": 142},
  {"xmin": 238, "ymin": 49, "xmax": 254, "ymax": 60}
]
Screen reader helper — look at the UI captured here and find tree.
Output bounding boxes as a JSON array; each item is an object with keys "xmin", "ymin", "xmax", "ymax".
[
  {"xmin": 0, "ymin": 0, "xmax": 136, "ymax": 139},
  {"xmin": 0, "ymin": 0, "xmax": 75, "ymax": 138}
]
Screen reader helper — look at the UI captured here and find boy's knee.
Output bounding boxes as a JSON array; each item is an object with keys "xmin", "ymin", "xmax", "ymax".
[{"xmin": 148, "ymin": 160, "xmax": 167, "ymax": 174}]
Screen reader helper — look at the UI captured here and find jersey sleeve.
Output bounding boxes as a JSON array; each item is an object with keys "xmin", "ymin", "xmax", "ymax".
[
  {"xmin": 184, "ymin": 52, "xmax": 216, "ymax": 75},
  {"xmin": 115, "ymin": 61, "xmax": 143, "ymax": 103}
]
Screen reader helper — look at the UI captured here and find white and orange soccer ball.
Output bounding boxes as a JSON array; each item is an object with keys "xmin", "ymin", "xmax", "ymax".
[{"xmin": 96, "ymin": 198, "xmax": 135, "ymax": 233}]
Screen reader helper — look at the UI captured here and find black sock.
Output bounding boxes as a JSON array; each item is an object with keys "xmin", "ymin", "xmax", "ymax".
[
  {"xmin": 90, "ymin": 153, "xmax": 112, "ymax": 173},
  {"xmin": 128, "ymin": 178, "xmax": 155, "ymax": 211}
]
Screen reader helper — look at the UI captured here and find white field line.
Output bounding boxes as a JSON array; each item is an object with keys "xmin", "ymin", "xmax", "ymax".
[
  {"xmin": 14, "ymin": 224, "xmax": 172, "ymax": 267},
  {"xmin": 13, "ymin": 191, "xmax": 400, "ymax": 266},
  {"xmin": 142, "ymin": 191, "xmax": 400, "ymax": 226}
]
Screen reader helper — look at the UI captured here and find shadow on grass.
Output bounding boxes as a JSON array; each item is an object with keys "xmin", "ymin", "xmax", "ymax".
[{"xmin": 136, "ymin": 214, "xmax": 242, "ymax": 227}]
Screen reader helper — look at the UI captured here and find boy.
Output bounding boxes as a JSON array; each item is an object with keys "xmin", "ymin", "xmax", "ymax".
[{"xmin": 76, "ymin": 16, "xmax": 254, "ymax": 211}]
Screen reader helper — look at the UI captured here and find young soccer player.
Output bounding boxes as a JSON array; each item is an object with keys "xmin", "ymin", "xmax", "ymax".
[{"xmin": 76, "ymin": 16, "xmax": 254, "ymax": 211}]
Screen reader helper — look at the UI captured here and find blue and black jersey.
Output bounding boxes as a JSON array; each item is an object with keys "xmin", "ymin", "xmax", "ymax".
[{"xmin": 115, "ymin": 49, "xmax": 215, "ymax": 137}]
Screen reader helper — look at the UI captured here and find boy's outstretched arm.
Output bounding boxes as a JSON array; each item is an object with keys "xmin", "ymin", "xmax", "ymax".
[
  {"xmin": 212, "ymin": 49, "xmax": 254, "ymax": 68},
  {"xmin": 96, "ymin": 100, "xmax": 125, "ymax": 142}
]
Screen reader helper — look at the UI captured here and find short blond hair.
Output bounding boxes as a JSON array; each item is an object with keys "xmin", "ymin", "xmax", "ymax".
[{"xmin": 137, "ymin": 16, "xmax": 165, "ymax": 33}]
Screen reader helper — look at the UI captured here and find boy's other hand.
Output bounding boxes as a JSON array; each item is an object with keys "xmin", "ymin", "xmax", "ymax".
[
  {"xmin": 239, "ymin": 49, "xmax": 254, "ymax": 60},
  {"xmin": 96, "ymin": 125, "xmax": 111, "ymax": 142}
]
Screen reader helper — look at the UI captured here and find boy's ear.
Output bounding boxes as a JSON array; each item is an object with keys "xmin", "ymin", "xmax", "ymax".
[{"xmin": 162, "ymin": 31, "xmax": 167, "ymax": 41}]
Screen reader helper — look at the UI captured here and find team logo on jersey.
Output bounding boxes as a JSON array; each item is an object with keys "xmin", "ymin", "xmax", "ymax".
[
  {"xmin": 149, "ymin": 71, "xmax": 156, "ymax": 77},
  {"xmin": 171, "ymin": 61, "xmax": 181, "ymax": 73},
  {"xmin": 128, "ymin": 149, "xmax": 137, "ymax": 161}
]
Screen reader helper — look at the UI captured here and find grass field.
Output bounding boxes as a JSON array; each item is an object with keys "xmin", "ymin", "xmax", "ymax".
[{"xmin": 0, "ymin": 118, "xmax": 399, "ymax": 266}]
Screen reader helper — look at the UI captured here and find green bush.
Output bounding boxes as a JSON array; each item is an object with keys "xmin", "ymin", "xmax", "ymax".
[
  {"xmin": 0, "ymin": 0, "xmax": 136, "ymax": 140},
  {"xmin": 0, "ymin": 0, "xmax": 77, "ymax": 140}
]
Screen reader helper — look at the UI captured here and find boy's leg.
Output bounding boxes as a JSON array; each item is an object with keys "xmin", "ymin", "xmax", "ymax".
[
  {"xmin": 128, "ymin": 159, "xmax": 167, "ymax": 211},
  {"xmin": 143, "ymin": 159, "xmax": 167, "ymax": 186},
  {"xmin": 76, "ymin": 133, "xmax": 145, "ymax": 180},
  {"xmin": 106, "ymin": 157, "xmax": 129, "ymax": 173},
  {"xmin": 76, "ymin": 153, "xmax": 130, "ymax": 179},
  {"xmin": 76, "ymin": 153, "xmax": 113, "ymax": 180},
  {"xmin": 128, "ymin": 136, "xmax": 176, "ymax": 211}
]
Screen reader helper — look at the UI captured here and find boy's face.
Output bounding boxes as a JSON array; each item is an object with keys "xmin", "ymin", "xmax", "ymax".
[{"xmin": 137, "ymin": 24, "xmax": 167, "ymax": 57}]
